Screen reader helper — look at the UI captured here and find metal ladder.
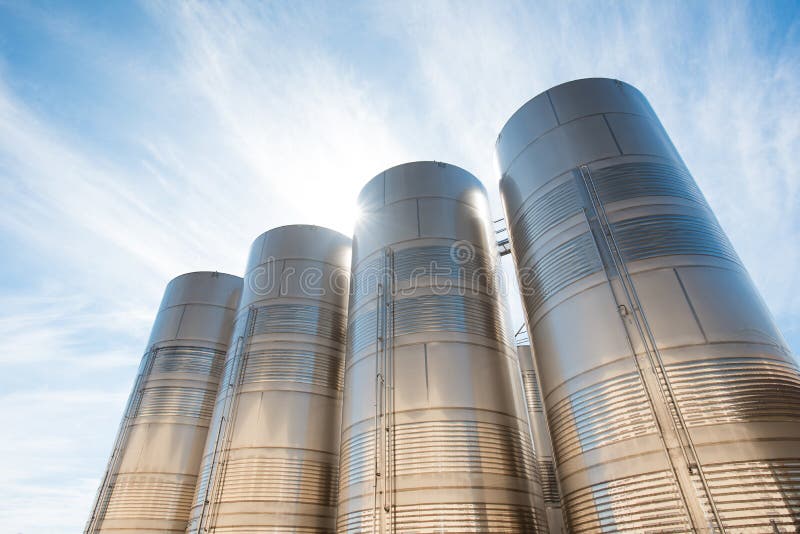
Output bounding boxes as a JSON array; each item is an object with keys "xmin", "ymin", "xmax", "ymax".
[
  {"xmin": 196, "ymin": 306, "xmax": 257, "ymax": 533},
  {"xmin": 84, "ymin": 346, "xmax": 158, "ymax": 533},
  {"xmin": 373, "ymin": 248, "xmax": 395, "ymax": 533}
]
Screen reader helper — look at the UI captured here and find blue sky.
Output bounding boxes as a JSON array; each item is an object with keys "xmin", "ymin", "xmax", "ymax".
[{"xmin": 0, "ymin": 1, "xmax": 798, "ymax": 531}]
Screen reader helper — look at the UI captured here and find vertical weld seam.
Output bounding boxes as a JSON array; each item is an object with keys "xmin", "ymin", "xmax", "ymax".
[
  {"xmin": 602, "ymin": 114, "xmax": 624, "ymax": 155},
  {"xmin": 423, "ymin": 343, "xmax": 429, "ymax": 402},
  {"xmin": 673, "ymin": 268, "xmax": 708, "ymax": 343},
  {"xmin": 416, "ymin": 198, "xmax": 421, "ymax": 237},
  {"xmin": 279, "ymin": 259, "xmax": 287, "ymax": 296},
  {"xmin": 259, "ymin": 233, "xmax": 269, "ymax": 265},
  {"xmin": 175, "ymin": 304, "xmax": 189, "ymax": 340},
  {"xmin": 546, "ymin": 90, "xmax": 560, "ymax": 125}
]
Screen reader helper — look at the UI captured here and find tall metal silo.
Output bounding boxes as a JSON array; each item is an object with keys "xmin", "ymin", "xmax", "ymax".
[
  {"xmin": 337, "ymin": 161, "xmax": 546, "ymax": 533},
  {"xmin": 497, "ymin": 78, "xmax": 800, "ymax": 532},
  {"xmin": 517, "ymin": 344, "xmax": 564, "ymax": 533},
  {"xmin": 86, "ymin": 271, "xmax": 242, "ymax": 533},
  {"xmin": 186, "ymin": 225, "xmax": 351, "ymax": 533}
]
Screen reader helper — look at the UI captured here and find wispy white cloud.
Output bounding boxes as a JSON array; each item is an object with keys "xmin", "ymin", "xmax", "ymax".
[
  {"xmin": 0, "ymin": 388, "xmax": 128, "ymax": 533},
  {"xmin": 367, "ymin": 0, "xmax": 800, "ymax": 340}
]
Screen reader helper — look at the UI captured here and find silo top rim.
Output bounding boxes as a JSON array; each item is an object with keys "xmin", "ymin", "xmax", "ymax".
[
  {"xmin": 253, "ymin": 224, "xmax": 351, "ymax": 243},
  {"xmin": 358, "ymin": 160, "xmax": 487, "ymax": 207},
  {"xmin": 168, "ymin": 271, "xmax": 243, "ymax": 284},
  {"xmin": 496, "ymin": 77, "xmax": 641, "ymax": 146}
]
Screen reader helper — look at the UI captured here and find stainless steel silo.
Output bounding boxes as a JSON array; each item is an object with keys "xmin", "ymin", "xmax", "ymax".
[
  {"xmin": 86, "ymin": 271, "xmax": 242, "ymax": 533},
  {"xmin": 337, "ymin": 161, "xmax": 546, "ymax": 533},
  {"xmin": 186, "ymin": 225, "xmax": 351, "ymax": 533},
  {"xmin": 517, "ymin": 344, "xmax": 564, "ymax": 533},
  {"xmin": 497, "ymin": 78, "xmax": 800, "ymax": 533}
]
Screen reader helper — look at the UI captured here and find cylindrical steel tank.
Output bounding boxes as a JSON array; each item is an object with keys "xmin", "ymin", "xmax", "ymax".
[
  {"xmin": 517, "ymin": 344, "xmax": 564, "ymax": 533},
  {"xmin": 337, "ymin": 161, "xmax": 546, "ymax": 532},
  {"xmin": 186, "ymin": 225, "xmax": 351, "ymax": 533},
  {"xmin": 497, "ymin": 78, "xmax": 800, "ymax": 533},
  {"xmin": 86, "ymin": 271, "xmax": 243, "ymax": 533}
]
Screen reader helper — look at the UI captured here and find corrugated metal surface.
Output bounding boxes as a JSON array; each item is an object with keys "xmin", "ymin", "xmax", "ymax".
[
  {"xmin": 547, "ymin": 372, "xmax": 656, "ymax": 462},
  {"xmin": 695, "ymin": 459, "xmax": 800, "ymax": 532},
  {"xmin": 613, "ymin": 213, "xmax": 740, "ymax": 264},
  {"xmin": 592, "ymin": 161, "xmax": 706, "ymax": 206},
  {"xmin": 520, "ymin": 232, "xmax": 603, "ymax": 312},
  {"xmin": 666, "ymin": 357, "xmax": 800, "ymax": 426},
  {"xmin": 251, "ymin": 303, "xmax": 347, "ymax": 340},
  {"xmin": 241, "ymin": 349, "xmax": 344, "ymax": 389},
  {"xmin": 510, "ymin": 179, "xmax": 582, "ymax": 258},
  {"xmin": 339, "ymin": 503, "xmax": 541, "ymax": 533},
  {"xmin": 563, "ymin": 470, "xmax": 691, "ymax": 533}
]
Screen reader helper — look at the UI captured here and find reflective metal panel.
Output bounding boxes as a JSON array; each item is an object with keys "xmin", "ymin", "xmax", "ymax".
[
  {"xmin": 186, "ymin": 225, "xmax": 351, "ymax": 533},
  {"xmin": 497, "ymin": 78, "xmax": 800, "ymax": 533},
  {"xmin": 86, "ymin": 271, "xmax": 243, "ymax": 533},
  {"xmin": 517, "ymin": 344, "xmax": 564, "ymax": 533},
  {"xmin": 338, "ymin": 161, "xmax": 546, "ymax": 532}
]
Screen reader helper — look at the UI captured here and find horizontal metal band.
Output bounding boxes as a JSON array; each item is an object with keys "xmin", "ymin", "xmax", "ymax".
[
  {"xmin": 538, "ymin": 459, "xmax": 561, "ymax": 506},
  {"xmin": 192, "ymin": 460, "xmax": 213, "ymax": 508},
  {"xmin": 694, "ymin": 458, "xmax": 800, "ymax": 531},
  {"xmin": 338, "ymin": 502, "xmax": 543, "ymax": 533},
  {"xmin": 612, "ymin": 213, "xmax": 740, "ymax": 264},
  {"xmin": 348, "ymin": 293, "xmax": 510, "ymax": 355},
  {"xmin": 102, "ymin": 474, "xmax": 195, "ymax": 521},
  {"xmin": 252, "ymin": 304, "xmax": 347, "ymax": 344},
  {"xmin": 216, "ymin": 456, "xmax": 338, "ymax": 506},
  {"xmin": 592, "ymin": 161, "xmax": 706, "ymax": 206},
  {"xmin": 548, "ymin": 372, "xmax": 656, "ymax": 463},
  {"xmin": 137, "ymin": 385, "xmax": 215, "ymax": 419},
  {"xmin": 210, "ymin": 527, "xmax": 329, "ymax": 534},
  {"xmin": 242, "ymin": 349, "xmax": 344, "ymax": 391},
  {"xmin": 519, "ymin": 232, "xmax": 603, "ymax": 313},
  {"xmin": 510, "ymin": 179, "xmax": 583, "ymax": 258},
  {"xmin": 522, "ymin": 369, "xmax": 544, "ymax": 412},
  {"xmin": 563, "ymin": 470, "xmax": 690, "ymax": 533},
  {"xmin": 339, "ymin": 419, "xmax": 537, "ymax": 489},
  {"xmin": 347, "ymin": 307, "xmax": 377, "ymax": 356},
  {"xmin": 350, "ymin": 256, "xmax": 381, "ymax": 310},
  {"xmin": 393, "ymin": 294, "xmax": 509, "ymax": 342},
  {"xmin": 351, "ymin": 245, "xmax": 500, "ymax": 311},
  {"xmin": 151, "ymin": 346, "xmax": 225, "ymax": 378},
  {"xmin": 219, "ymin": 356, "xmax": 237, "ymax": 392},
  {"xmin": 666, "ymin": 356, "xmax": 800, "ymax": 427}
]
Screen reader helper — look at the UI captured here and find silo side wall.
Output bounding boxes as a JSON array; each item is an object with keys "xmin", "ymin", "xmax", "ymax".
[
  {"xmin": 518, "ymin": 344, "xmax": 564, "ymax": 534},
  {"xmin": 87, "ymin": 271, "xmax": 242, "ymax": 534},
  {"xmin": 186, "ymin": 225, "xmax": 351, "ymax": 533},
  {"xmin": 337, "ymin": 161, "xmax": 546, "ymax": 532},
  {"xmin": 497, "ymin": 78, "xmax": 800, "ymax": 532}
]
